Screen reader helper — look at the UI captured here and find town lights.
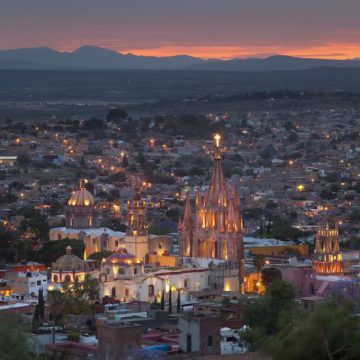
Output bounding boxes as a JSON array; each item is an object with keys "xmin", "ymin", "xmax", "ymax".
[{"xmin": 297, "ymin": 184, "xmax": 305, "ymax": 192}]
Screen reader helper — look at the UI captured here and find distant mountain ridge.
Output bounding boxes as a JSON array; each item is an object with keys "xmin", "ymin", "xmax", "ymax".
[
  {"xmin": 0, "ymin": 46, "xmax": 360, "ymax": 71},
  {"xmin": 0, "ymin": 46, "xmax": 206, "ymax": 70},
  {"xmin": 187, "ymin": 55, "xmax": 360, "ymax": 71}
]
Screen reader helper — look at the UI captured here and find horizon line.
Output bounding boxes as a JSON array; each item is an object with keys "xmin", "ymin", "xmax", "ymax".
[{"xmin": 0, "ymin": 44, "xmax": 360, "ymax": 62}]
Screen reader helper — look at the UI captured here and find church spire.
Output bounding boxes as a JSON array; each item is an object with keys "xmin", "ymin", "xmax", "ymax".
[
  {"xmin": 183, "ymin": 196, "xmax": 193, "ymax": 229},
  {"xmin": 205, "ymin": 134, "xmax": 227, "ymax": 207}
]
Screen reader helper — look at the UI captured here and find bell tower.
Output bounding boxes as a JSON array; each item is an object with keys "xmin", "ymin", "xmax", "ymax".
[
  {"xmin": 124, "ymin": 193, "xmax": 149, "ymax": 262},
  {"xmin": 313, "ymin": 223, "xmax": 343, "ymax": 275}
]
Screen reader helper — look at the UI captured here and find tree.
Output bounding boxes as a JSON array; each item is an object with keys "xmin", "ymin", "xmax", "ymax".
[
  {"xmin": 32, "ymin": 304, "xmax": 40, "ymax": 333},
  {"xmin": 82, "ymin": 118, "xmax": 107, "ymax": 130},
  {"xmin": 0, "ymin": 316, "xmax": 32, "ymax": 359},
  {"xmin": 168, "ymin": 288, "xmax": 172, "ymax": 314},
  {"xmin": 17, "ymin": 152, "xmax": 31, "ymax": 168},
  {"xmin": 261, "ymin": 267, "xmax": 282, "ymax": 288},
  {"xmin": 89, "ymin": 251, "xmax": 113, "ymax": 261},
  {"xmin": 38, "ymin": 239, "xmax": 85, "ymax": 266},
  {"xmin": 47, "ymin": 275, "xmax": 100, "ymax": 322},
  {"xmin": 106, "ymin": 108, "xmax": 128, "ymax": 123},
  {"xmin": 267, "ymin": 299, "xmax": 360, "ymax": 360},
  {"xmin": 177, "ymin": 290, "xmax": 181, "ymax": 314},
  {"xmin": 242, "ymin": 279, "xmax": 296, "ymax": 348},
  {"xmin": 253, "ymin": 255, "xmax": 265, "ymax": 273},
  {"xmin": 38, "ymin": 288, "xmax": 45, "ymax": 320},
  {"xmin": 160, "ymin": 290, "xmax": 165, "ymax": 310}
]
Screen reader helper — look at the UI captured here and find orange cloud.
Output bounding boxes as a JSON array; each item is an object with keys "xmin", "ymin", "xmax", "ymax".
[{"xmin": 124, "ymin": 43, "xmax": 360, "ymax": 60}]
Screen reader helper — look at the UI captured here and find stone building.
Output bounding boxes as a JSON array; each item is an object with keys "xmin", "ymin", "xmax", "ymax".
[
  {"xmin": 313, "ymin": 224, "xmax": 343, "ymax": 275},
  {"xmin": 66, "ymin": 179, "xmax": 100, "ymax": 229},
  {"xmin": 51, "ymin": 246, "xmax": 86, "ymax": 284},
  {"xmin": 178, "ymin": 135, "xmax": 244, "ymax": 292}
]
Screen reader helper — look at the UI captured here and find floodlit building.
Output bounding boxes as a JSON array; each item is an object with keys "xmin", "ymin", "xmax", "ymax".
[
  {"xmin": 313, "ymin": 224, "xmax": 343, "ymax": 275},
  {"xmin": 66, "ymin": 179, "xmax": 100, "ymax": 229},
  {"xmin": 178, "ymin": 135, "xmax": 244, "ymax": 292},
  {"xmin": 51, "ymin": 246, "xmax": 86, "ymax": 284}
]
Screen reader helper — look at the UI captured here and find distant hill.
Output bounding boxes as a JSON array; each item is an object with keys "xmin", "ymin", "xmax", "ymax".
[
  {"xmin": 187, "ymin": 55, "xmax": 360, "ymax": 71},
  {"xmin": 0, "ymin": 46, "xmax": 206, "ymax": 70},
  {"xmin": 0, "ymin": 47, "xmax": 360, "ymax": 71}
]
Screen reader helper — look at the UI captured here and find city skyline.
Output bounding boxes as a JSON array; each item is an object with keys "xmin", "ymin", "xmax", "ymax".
[{"xmin": 1, "ymin": 0, "xmax": 360, "ymax": 60}]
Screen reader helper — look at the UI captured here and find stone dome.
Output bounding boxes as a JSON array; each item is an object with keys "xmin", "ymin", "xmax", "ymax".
[
  {"xmin": 53, "ymin": 246, "xmax": 84, "ymax": 271},
  {"xmin": 104, "ymin": 248, "xmax": 138, "ymax": 266},
  {"xmin": 68, "ymin": 179, "xmax": 95, "ymax": 207}
]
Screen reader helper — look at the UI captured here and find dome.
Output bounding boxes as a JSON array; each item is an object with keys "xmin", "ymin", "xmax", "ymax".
[
  {"xmin": 53, "ymin": 246, "xmax": 85, "ymax": 271},
  {"xmin": 68, "ymin": 179, "xmax": 95, "ymax": 207},
  {"xmin": 104, "ymin": 249, "xmax": 138, "ymax": 266}
]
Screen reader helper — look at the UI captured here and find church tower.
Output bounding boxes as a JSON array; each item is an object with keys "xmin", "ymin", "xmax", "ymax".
[
  {"xmin": 123, "ymin": 193, "xmax": 149, "ymax": 262},
  {"xmin": 313, "ymin": 223, "xmax": 343, "ymax": 275},
  {"xmin": 179, "ymin": 135, "xmax": 244, "ymax": 291},
  {"xmin": 66, "ymin": 179, "xmax": 99, "ymax": 229}
]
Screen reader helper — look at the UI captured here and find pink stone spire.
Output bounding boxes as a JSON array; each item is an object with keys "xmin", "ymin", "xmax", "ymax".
[
  {"xmin": 205, "ymin": 134, "xmax": 228, "ymax": 207},
  {"xmin": 183, "ymin": 196, "xmax": 193, "ymax": 228},
  {"xmin": 227, "ymin": 199, "xmax": 237, "ymax": 232}
]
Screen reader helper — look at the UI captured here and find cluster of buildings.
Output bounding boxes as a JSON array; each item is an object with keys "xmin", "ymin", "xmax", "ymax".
[{"xmin": 1, "ymin": 103, "xmax": 360, "ymax": 358}]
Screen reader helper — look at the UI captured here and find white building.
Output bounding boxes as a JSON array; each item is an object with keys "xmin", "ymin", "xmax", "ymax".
[{"xmin": 5, "ymin": 271, "xmax": 48, "ymax": 297}]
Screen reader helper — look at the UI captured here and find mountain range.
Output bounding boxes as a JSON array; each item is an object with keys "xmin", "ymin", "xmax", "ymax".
[{"xmin": 1, "ymin": 46, "xmax": 360, "ymax": 71}]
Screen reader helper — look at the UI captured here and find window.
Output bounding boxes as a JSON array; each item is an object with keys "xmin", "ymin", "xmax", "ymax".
[
  {"xmin": 92, "ymin": 238, "xmax": 96, "ymax": 245},
  {"xmin": 111, "ymin": 287, "xmax": 116, "ymax": 298},
  {"xmin": 148, "ymin": 285, "xmax": 154, "ymax": 297},
  {"xmin": 207, "ymin": 335, "xmax": 213, "ymax": 347},
  {"xmin": 53, "ymin": 275, "xmax": 58, "ymax": 282},
  {"xmin": 118, "ymin": 268, "xmax": 125, "ymax": 275},
  {"xmin": 64, "ymin": 275, "xmax": 71, "ymax": 282},
  {"xmin": 115, "ymin": 241, "xmax": 119, "ymax": 247},
  {"xmin": 184, "ymin": 279, "xmax": 189, "ymax": 288},
  {"xmin": 125, "ymin": 289, "xmax": 129, "ymax": 297}
]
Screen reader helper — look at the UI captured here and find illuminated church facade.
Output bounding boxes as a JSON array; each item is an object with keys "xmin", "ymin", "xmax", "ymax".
[
  {"xmin": 178, "ymin": 135, "xmax": 245, "ymax": 292},
  {"xmin": 312, "ymin": 224, "xmax": 343, "ymax": 275}
]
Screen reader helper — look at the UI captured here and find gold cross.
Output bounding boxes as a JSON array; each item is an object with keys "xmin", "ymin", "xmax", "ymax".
[{"xmin": 214, "ymin": 134, "xmax": 221, "ymax": 148}]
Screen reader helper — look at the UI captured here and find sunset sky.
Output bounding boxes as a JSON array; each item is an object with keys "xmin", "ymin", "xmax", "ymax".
[{"xmin": 1, "ymin": 0, "xmax": 360, "ymax": 59}]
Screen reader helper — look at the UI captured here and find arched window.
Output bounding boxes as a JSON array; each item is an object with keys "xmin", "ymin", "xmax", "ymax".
[
  {"xmin": 64, "ymin": 275, "xmax": 71, "ymax": 283},
  {"xmin": 148, "ymin": 284, "xmax": 154, "ymax": 297},
  {"xmin": 99, "ymin": 273, "xmax": 107, "ymax": 283},
  {"xmin": 53, "ymin": 275, "xmax": 58, "ymax": 283},
  {"xmin": 111, "ymin": 287, "xmax": 116, "ymax": 298}
]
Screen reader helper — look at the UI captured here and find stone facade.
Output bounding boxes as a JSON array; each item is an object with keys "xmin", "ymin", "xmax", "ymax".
[{"xmin": 178, "ymin": 137, "xmax": 245, "ymax": 292}]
